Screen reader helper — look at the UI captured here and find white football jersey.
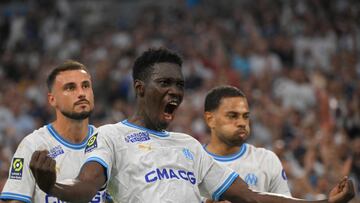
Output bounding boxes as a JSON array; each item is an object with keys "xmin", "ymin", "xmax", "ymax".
[
  {"xmin": 84, "ymin": 120, "xmax": 238, "ymax": 203},
  {"xmin": 204, "ymin": 143, "xmax": 291, "ymax": 196},
  {"xmin": 0, "ymin": 124, "xmax": 108, "ymax": 203}
]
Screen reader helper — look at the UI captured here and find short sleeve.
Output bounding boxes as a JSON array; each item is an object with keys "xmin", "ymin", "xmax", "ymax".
[
  {"xmin": 195, "ymin": 144, "xmax": 239, "ymax": 201},
  {"xmin": 84, "ymin": 128, "xmax": 115, "ymax": 183},
  {"xmin": 0, "ymin": 139, "xmax": 35, "ymax": 203},
  {"xmin": 267, "ymin": 151, "xmax": 291, "ymax": 196}
]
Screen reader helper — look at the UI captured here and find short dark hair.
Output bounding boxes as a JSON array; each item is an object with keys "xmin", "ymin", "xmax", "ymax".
[
  {"xmin": 132, "ymin": 48, "xmax": 183, "ymax": 82},
  {"xmin": 47, "ymin": 60, "xmax": 89, "ymax": 91},
  {"xmin": 204, "ymin": 85, "xmax": 246, "ymax": 112}
]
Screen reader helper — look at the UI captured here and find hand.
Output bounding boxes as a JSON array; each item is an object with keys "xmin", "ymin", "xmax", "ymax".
[
  {"xmin": 328, "ymin": 176, "xmax": 355, "ymax": 203},
  {"xmin": 29, "ymin": 150, "xmax": 57, "ymax": 194}
]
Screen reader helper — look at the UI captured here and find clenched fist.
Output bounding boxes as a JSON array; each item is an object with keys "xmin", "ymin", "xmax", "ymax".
[{"xmin": 29, "ymin": 150, "xmax": 57, "ymax": 194}]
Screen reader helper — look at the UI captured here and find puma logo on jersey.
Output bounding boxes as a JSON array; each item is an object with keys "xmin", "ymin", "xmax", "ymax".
[{"xmin": 138, "ymin": 143, "xmax": 152, "ymax": 151}]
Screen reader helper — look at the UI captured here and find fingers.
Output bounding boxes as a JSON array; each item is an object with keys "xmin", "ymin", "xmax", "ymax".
[
  {"xmin": 44, "ymin": 155, "xmax": 54, "ymax": 168},
  {"xmin": 343, "ymin": 179, "xmax": 355, "ymax": 199},
  {"xmin": 30, "ymin": 150, "xmax": 47, "ymax": 178},
  {"xmin": 338, "ymin": 177, "xmax": 347, "ymax": 191},
  {"xmin": 30, "ymin": 150, "xmax": 56, "ymax": 176},
  {"xmin": 338, "ymin": 177, "xmax": 355, "ymax": 201}
]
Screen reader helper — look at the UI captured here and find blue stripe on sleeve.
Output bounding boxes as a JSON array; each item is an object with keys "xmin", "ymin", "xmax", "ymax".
[
  {"xmin": 0, "ymin": 192, "xmax": 32, "ymax": 203},
  {"xmin": 212, "ymin": 172, "xmax": 239, "ymax": 201},
  {"xmin": 85, "ymin": 157, "xmax": 110, "ymax": 182}
]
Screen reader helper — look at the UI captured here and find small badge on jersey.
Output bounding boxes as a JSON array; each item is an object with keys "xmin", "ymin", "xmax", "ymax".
[
  {"xmin": 48, "ymin": 145, "xmax": 64, "ymax": 158},
  {"xmin": 138, "ymin": 143, "xmax": 152, "ymax": 151},
  {"xmin": 10, "ymin": 158, "xmax": 24, "ymax": 180},
  {"xmin": 85, "ymin": 133, "xmax": 98, "ymax": 153},
  {"xmin": 125, "ymin": 131, "xmax": 150, "ymax": 143},
  {"xmin": 281, "ymin": 169, "xmax": 288, "ymax": 180},
  {"xmin": 244, "ymin": 173, "xmax": 258, "ymax": 186},
  {"xmin": 182, "ymin": 148, "xmax": 194, "ymax": 160}
]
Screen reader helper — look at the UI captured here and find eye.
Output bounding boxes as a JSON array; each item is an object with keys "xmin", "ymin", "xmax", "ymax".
[
  {"xmin": 227, "ymin": 113, "xmax": 238, "ymax": 119},
  {"xmin": 177, "ymin": 81, "xmax": 185, "ymax": 89},
  {"xmin": 64, "ymin": 84, "xmax": 75, "ymax": 91},
  {"xmin": 82, "ymin": 82, "xmax": 91, "ymax": 89},
  {"xmin": 158, "ymin": 79, "xmax": 170, "ymax": 87}
]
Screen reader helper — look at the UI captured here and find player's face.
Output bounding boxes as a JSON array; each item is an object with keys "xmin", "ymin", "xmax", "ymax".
[
  {"xmin": 48, "ymin": 69, "xmax": 94, "ymax": 120},
  {"xmin": 208, "ymin": 97, "xmax": 250, "ymax": 146},
  {"xmin": 142, "ymin": 62, "xmax": 184, "ymax": 130}
]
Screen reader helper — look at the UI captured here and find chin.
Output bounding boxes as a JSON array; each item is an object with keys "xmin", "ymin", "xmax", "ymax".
[
  {"xmin": 157, "ymin": 121, "xmax": 170, "ymax": 131},
  {"xmin": 231, "ymin": 139, "xmax": 245, "ymax": 147},
  {"xmin": 62, "ymin": 110, "xmax": 92, "ymax": 120}
]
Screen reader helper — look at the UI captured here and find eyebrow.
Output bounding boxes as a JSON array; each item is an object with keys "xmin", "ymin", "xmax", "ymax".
[
  {"xmin": 226, "ymin": 111, "xmax": 250, "ymax": 115},
  {"xmin": 62, "ymin": 79, "xmax": 91, "ymax": 87},
  {"xmin": 82, "ymin": 80, "xmax": 91, "ymax": 85}
]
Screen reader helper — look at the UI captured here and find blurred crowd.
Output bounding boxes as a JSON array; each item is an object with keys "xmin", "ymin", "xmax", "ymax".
[{"xmin": 0, "ymin": 0, "xmax": 359, "ymax": 201}]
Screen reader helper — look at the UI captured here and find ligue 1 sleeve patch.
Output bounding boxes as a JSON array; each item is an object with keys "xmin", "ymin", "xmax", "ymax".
[
  {"xmin": 85, "ymin": 133, "xmax": 98, "ymax": 153},
  {"xmin": 10, "ymin": 158, "xmax": 24, "ymax": 180}
]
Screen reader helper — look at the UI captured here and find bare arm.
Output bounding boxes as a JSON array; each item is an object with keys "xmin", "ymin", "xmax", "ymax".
[
  {"xmin": 30, "ymin": 150, "xmax": 106, "ymax": 202},
  {"xmin": 1, "ymin": 200, "xmax": 24, "ymax": 203},
  {"xmin": 222, "ymin": 177, "xmax": 354, "ymax": 203}
]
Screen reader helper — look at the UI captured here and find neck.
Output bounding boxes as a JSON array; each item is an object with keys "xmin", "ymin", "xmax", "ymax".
[
  {"xmin": 52, "ymin": 115, "xmax": 89, "ymax": 144},
  {"xmin": 129, "ymin": 110, "xmax": 163, "ymax": 131},
  {"xmin": 206, "ymin": 133, "xmax": 243, "ymax": 156},
  {"xmin": 128, "ymin": 109, "xmax": 147, "ymax": 126}
]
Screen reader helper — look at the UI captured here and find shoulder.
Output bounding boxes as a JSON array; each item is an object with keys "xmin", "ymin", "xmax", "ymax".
[
  {"xmin": 169, "ymin": 131, "xmax": 201, "ymax": 143},
  {"xmin": 15, "ymin": 125, "xmax": 49, "ymax": 152},
  {"xmin": 248, "ymin": 144, "xmax": 280, "ymax": 161},
  {"xmin": 168, "ymin": 131, "xmax": 204, "ymax": 150},
  {"xmin": 22, "ymin": 125, "xmax": 49, "ymax": 143},
  {"xmin": 97, "ymin": 122, "xmax": 127, "ymax": 135}
]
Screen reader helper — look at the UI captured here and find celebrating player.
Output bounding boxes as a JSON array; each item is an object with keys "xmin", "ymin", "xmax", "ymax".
[
  {"xmin": 202, "ymin": 85, "xmax": 291, "ymax": 202},
  {"xmin": 29, "ymin": 48, "xmax": 354, "ymax": 202},
  {"xmin": 0, "ymin": 61, "xmax": 109, "ymax": 202}
]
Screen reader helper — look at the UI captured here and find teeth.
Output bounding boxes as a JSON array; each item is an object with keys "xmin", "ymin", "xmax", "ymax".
[{"xmin": 169, "ymin": 101, "xmax": 178, "ymax": 106}]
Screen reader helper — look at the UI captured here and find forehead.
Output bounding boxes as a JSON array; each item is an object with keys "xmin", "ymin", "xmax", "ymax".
[
  {"xmin": 54, "ymin": 69, "xmax": 91, "ymax": 85},
  {"xmin": 150, "ymin": 62, "xmax": 183, "ymax": 80},
  {"xmin": 218, "ymin": 97, "xmax": 249, "ymax": 112}
]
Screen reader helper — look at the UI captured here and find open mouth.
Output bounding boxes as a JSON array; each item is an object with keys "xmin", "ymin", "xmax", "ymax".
[{"xmin": 163, "ymin": 101, "xmax": 179, "ymax": 121}]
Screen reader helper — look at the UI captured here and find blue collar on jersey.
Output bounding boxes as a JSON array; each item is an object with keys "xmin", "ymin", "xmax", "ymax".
[
  {"xmin": 203, "ymin": 144, "xmax": 247, "ymax": 162},
  {"xmin": 46, "ymin": 124, "xmax": 94, "ymax": 150},
  {"xmin": 121, "ymin": 119, "xmax": 170, "ymax": 137}
]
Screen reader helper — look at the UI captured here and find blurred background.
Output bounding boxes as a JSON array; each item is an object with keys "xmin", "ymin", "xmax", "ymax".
[{"xmin": 0, "ymin": 0, "xmax": 359, "ymax": 201}]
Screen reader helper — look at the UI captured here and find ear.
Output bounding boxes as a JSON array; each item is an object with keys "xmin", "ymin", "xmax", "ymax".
[
  {"xmin": 204, "ymin": 111, "xmax": 215, "ymax": 129},
  {"xmin": 134, "ymin": 79, "xmax": 145, "ymax": 97},
  {"xmin": 48, "ymin": 92, "xmax": 56, "ymax": 107}
]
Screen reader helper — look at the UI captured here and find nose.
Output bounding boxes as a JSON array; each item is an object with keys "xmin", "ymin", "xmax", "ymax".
[
  {"xmin": 236, "ymin": 117, "xmax": 247, "ymax": 127},
  {"xmin": 168, "ymin": 84, "xmax": 184, "ymax": 98},
  {"xmin": 77, "ymin": 87, "xmax": 86, "ymax": 98}
]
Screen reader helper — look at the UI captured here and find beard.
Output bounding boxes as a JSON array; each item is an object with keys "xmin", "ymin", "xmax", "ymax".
[
  {"xmin": 218, "ymin": 131, "xmax": 247, "ymax": 147},
  {"xmin": 61, "ymin": 109, "xmax": 93, "ymax": 120}
]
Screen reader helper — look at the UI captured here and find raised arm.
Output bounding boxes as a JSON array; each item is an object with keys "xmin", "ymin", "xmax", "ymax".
[
  {"xmin": 222, "ymin": 176, "xmax": 354, "ymax": 203},
  {"xmin": 29, "ymin": 150, "xmax": 106, "ymax": 202}
]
